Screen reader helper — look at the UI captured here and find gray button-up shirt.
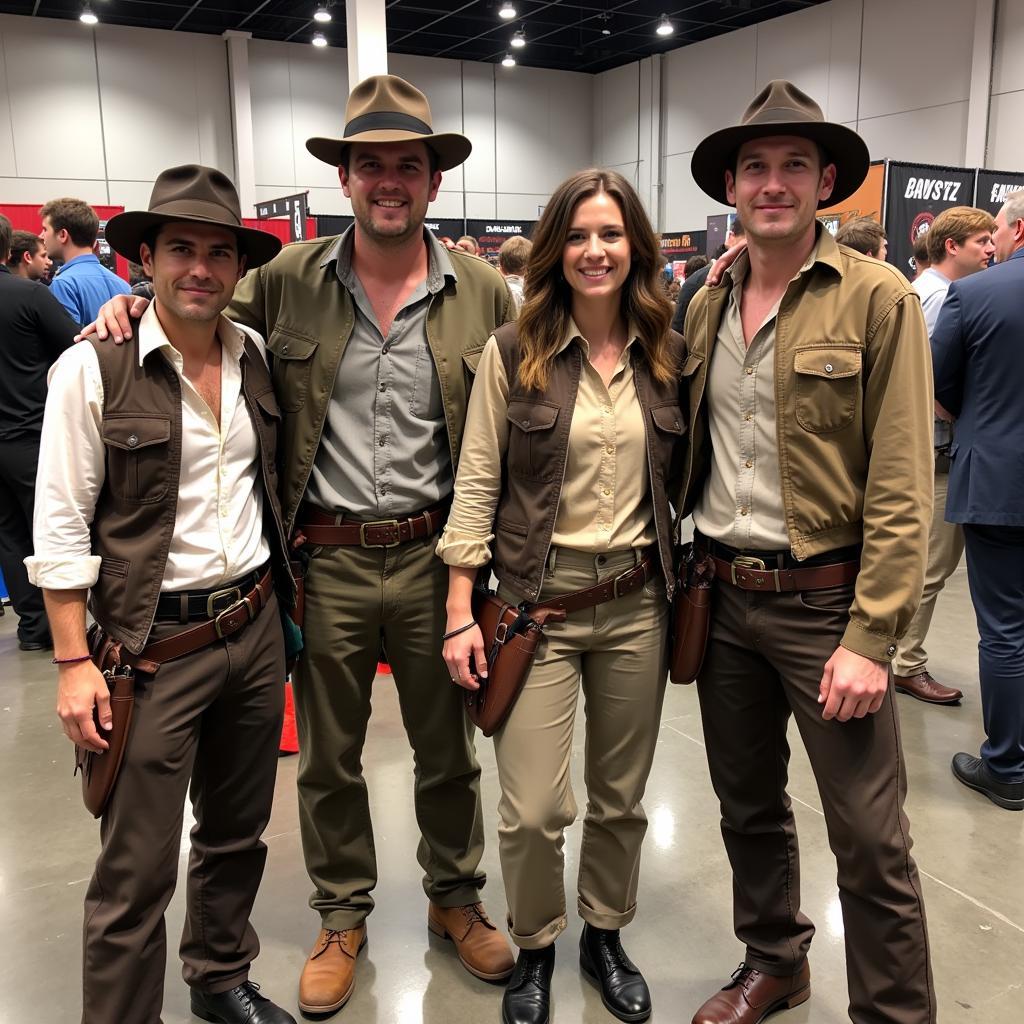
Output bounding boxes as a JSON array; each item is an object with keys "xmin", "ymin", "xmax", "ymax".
[{"xmin": 304, "ymin": 227, "xmax": 456, "ymax": 519}]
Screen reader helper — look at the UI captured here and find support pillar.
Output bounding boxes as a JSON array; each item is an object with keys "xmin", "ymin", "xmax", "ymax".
[
  {"xmin": 346, "ymin": 0, "xmax": 388, "ymax": 87},
  {"xmin": 223, "ymin": 30, "xmax": 257, "ymax": 214}
]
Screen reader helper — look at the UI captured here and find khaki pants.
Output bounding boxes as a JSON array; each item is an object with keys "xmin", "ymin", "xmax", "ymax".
[
  {"xmin": 493, "ymin": 547, "xmax": 668, "ymax": 950},
  {"xmin": 893, "ymin": 470, "xmax": 965, "ymax": 676},
  {"xmin": 292, "ymin": 534, "xmax": 485, "ymax": 930}
]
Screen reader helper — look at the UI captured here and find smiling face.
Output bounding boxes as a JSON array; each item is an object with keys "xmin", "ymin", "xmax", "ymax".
[
  {"xmin": 340, "ymin": 141, "xmax": 441, "ymax": 245},
  {"xmin": 561, "ymin": 189, "xmax": 631, "ymax": 305},
  {"xmin": 725, "ymin": 135, "xmax": 836, "ymax": 248}
]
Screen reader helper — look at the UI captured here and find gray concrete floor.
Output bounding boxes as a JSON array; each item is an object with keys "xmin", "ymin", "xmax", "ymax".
[{"xmin": 1, "ymin": 559, "xmax": 1022, "ymax": 1024}]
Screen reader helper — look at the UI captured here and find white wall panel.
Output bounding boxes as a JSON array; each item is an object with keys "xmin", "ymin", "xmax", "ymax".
[
  {"xmin": 594, "ymin": 63, "xmax": 642, "ymax": 169},
  {"xmin": 107, "ymin": 180, "xmax": 159, "ymax": 212},
  {"xmin": 753, "ymin": 2, "xmax": 833, "ymax": 110},
  {"xmin": 992, "ymin": 0, "xmax": 1024, "ymax": 95},
  {"xmin": 461, "ymin": 62, "xmax": 497, "ymax": 196},
  {"xmin": 249, "ymin": 40, "xmax": 298, "ymax": 190},
  {"xmin": 288, "ymin": 45, "xmax": 350, "ymax": 190},
  {"xmin": 0, "ymin": 28, "xmax": 17, "ymax": 177},
  {"xmin": 661, "ymin": 152, "xmax": 731, "ymax": 230},
  {"xmin": 0, "ymin": 177, "xmax": 110, "ymax": 205},
  {"xmin": 987, "ymin": 90, "xmax": 1024, "ymax": 170},
  {"xmin": 857, "ymin": 101, "xmax": 970, "ymax": 166}
]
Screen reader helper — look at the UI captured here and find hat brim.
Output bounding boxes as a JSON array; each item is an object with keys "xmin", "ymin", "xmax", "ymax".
[
  {"xmin": 691, "ymin": 121, "xmax": 870, "ymax": 208},
  {"xmin": 104, "ymin": 210, "xmax": 282, "ymax": 269},
  {"xmin": 305, "ymin": 129, "xmax": 472, "ymax": 172}
]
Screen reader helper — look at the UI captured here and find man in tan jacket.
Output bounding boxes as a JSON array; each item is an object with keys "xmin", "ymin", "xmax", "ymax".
[{"xmin": 681, "ymin": 82, "xmax": 935, "ymax": 1024}]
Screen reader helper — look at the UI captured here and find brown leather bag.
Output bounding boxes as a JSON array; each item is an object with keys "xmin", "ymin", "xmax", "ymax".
[
  {"xmin": 670, "ymin": 542, "xmax": 716, "ymax": 684},
  {"xmin": 75, "ymin": 624, "xmax": 138, "ymax": 818}
]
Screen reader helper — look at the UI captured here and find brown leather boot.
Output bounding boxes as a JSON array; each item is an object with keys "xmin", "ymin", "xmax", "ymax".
[
  {"xmin": 298, "ymin": 925, "xmax": 367, "ymax": 1015},
  {"xmin": 691, "ymin": 962, "xmax": 810, "ymax": 1024},
  {"xmin": 894, "ymin": 670, "xmax": 963, "ymax": 705},
  {"xmin": 428, "ymin": 901, "xmax": 515, "ymax": 981}
]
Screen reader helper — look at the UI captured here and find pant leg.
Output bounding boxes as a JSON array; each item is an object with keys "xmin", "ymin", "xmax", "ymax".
[
  {"xmin": 893, "ymin": 470, "xmax": 965, "ymax": 676},
  {"xmin": 696, "ymin": 580, "xmax": 814, "ymax": 976},
  {"xmin": 82, "ymin": 631, "xmax": 227, "ymax": 1024},
  {"xmin": 963, "ymin": 524, "xmax": 1024, "ymax": 783},
  {"xmin": 760, "ymin": 584, "xmax": 935, "ymax": 1024},
  {"xmin": 291, "ymin": 543, "xmax": 383, "ymax": 930},
  {"xmin": 576, "ymin": 555, "xmax": 669, "ymax": 931},
  {"xmin": 381, "ymin": 536, "xmax": 485, "ymax": 907},
  {"xmin": 0, "ymin": 435, "xmax": 49, "ymax": 643},
  {"xmin": 181, "ymin": 594, "xmax": 286, "ymax": 991}
]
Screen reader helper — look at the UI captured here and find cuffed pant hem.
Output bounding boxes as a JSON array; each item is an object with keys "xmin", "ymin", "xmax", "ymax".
[
  {"xmin": 892, "ymin": 660, "xmax": 927, "ymax": 677},
  {"xmin": 320, "ymin": 909, "xmax": 370, "ymax": 931},
  {"xmin": 508, "ymin": 913, "xmax": 567, "ymax": 950},
  {"xmin": 743, "ymin": 952, "xmax": 807, "ymax": 978},
  {"xmin": 192, "ymin": 967, "xmax": 250, "ymax": 996},
  {"xmin": 577, "ymin": 897, "xmax": 637, "ymax": 931},
  {"xmin": 426, "ymin": 884, "xmax": 486, "ymax": 910}
]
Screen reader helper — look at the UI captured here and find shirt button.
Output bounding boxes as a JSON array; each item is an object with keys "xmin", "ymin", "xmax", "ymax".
[
  {"xmin": 825, "ymin": 363, "xmax": 834, "ymax": 373},
  {"xmin": 603, "ymin": 488, "xmax": 611, "ymax": 496},
  {"xmin": 597, "ymin": 555, "xmax": 607, "ymax": 566},
  {"xmin": 379, "ymin": 437, "xmax": 386, "ymax": 446},
  {"xmin": 127, "ymin": 434, "xmax": 139, "ymax": 447},
  {"xmin": 745, "ymin": 459, "xmax": 753, "ymax": 468},
  {"xmin": 522, "ymin": 418, "xmax": 530, "ymax": 427},
  {"xmin": 887, "ymin": 644, "xmax": 897, "ymax": 656},
  {"xmin": 281, "ymin": 344, "xmax": 289, "ymax": 355},
  {"xmin": 740, "ymin": 507, "xmax": 749, "ymax": 516},
  {"xmin": 745, "ymin": 367, "xmax": 753, "ymax": 375},
  {"xmin": 606, "ymin": 446, "xmax": 614, "ymax": 454},
  {"xmin": 379, "ymin": 382, "xmax": 387, "ymax": 392},
  {"xmin": 744, "ymin": 412, "xmax": 753, "ymax": 422}
]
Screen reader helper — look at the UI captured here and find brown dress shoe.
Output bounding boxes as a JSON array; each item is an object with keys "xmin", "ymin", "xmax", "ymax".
[
  {"xmin": 298, "ymin": 925, "xmax": 367, "ymax": 1015},
  {"xmin": 893, "ymin": 670, "xmax": 963, "ymax": 705},
  {"xmin": 428, "ymin": 901, "xmax": 515, "ymax": 981},
  {"xmin": 692, "ymin": 962, "xmax": 810, "ymax": 1024}
]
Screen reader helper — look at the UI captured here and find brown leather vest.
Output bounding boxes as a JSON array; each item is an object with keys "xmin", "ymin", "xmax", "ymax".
[
  {"xmin": 88, "ymin": 321, "xmax": 292, "ymax": 654},
  {"xmin": 490, "ymin": 322, "xmax": 687, "ymax": 602}
]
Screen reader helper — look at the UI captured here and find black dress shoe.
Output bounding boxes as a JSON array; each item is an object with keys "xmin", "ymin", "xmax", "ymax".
[
  {"xmin": 579, "ymin": 924, "xmax": 651, "ymax": 1023},
  {"xmin": 501, "ymin": 945, "xmax": 555, "ymax": 1024},
  {"xmin": 18, "ymin": 639, "xmax": 52, "ymax": 652},
  {"xmin": 952, "ymin": 753, "xmax": 1024, "ymax": 811},
  {"xmin": 191, "ymin": 981, "xmax": 296, "ymax": 1023}
]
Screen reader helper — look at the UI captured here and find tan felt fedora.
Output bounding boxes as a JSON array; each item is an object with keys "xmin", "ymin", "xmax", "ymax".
[
  {"xmin": 691, "ymin": 79, "xmax": 870, "ymax": 207},
  {"xmin": 105, "ymin": 164, "xmax": 282, "ymax": 268},
  {"xmin": 306, "ymin": 74, "xmax": 472, "ymax": 171}
]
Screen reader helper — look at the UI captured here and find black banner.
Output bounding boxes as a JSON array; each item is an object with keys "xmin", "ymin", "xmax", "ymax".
[
  {"xmin": 315, "ymin": 215, "xmax": 355, "ymax": 238},
  {"xmin": 424, "ymin": 218, "xmax": 468, "ymax": 244},
  {"xmin": 465, "ymin": 220, "xmax": 536, "ymax": 264},
  {"xmin": 884, "ymin": 162, "xmax": 977, "ymax": 278},
  {"xmin": 660, "ymin": 229, "xmax": 707, "ymax": 259},
  {"xmin": 974, "ymin": 169, "xmax": 1024, "ymax": 216},
  {"xmin": 256, "ymin": 192, "xmax": 309, "ymax": 241}
]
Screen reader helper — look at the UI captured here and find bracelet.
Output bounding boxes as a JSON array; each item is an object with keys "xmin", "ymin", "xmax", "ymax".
[
  {"xmin": 52, "ymin": 654, "xmax": 92, "ymax": 666},
  {"xmin": 442, "ymin": 620, "xmax": 477, "ymax": 642}
]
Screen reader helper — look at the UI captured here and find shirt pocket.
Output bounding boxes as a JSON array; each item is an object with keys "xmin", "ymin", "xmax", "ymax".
[
  {"xmin": 505, "ymin": 398, "xmax": 561, "ymax": 481},
  {"xmin": 267, "ymin": 327, "xmax": 318, "ymax": 412},
  {"xmin": 462, "ymin": 344, "xmax": 486, "ymax": 398},
  {"xmin": 648, "ymin": 401, "xmax": 688, "ymax": 480},
  {"xmin": 411, "ymin": 338, "xmax": 444, "ymax": 420},
  {"xmin": 793, "ymin": 345, "xmax": 862, "ymax": 433},
  {"xmin": 101, "ymin": 414, "xmax": 171, "ymax": 504},
  {"xmin": 251, "ymin": 386, "xmax": 282, "ymax": 477}
]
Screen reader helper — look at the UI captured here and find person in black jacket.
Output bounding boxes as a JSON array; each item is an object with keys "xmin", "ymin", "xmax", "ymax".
[
  {"xmin": 0, "ymin": 214, "xmax": 78, "ymax": 649},
  {"xmin": 671, "ymin": 217, "xmax": 744, "ymax": 334}
]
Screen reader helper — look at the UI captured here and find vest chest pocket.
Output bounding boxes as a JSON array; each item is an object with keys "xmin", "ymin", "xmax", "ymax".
[
  {"xmin": 506, "ymin": 398, "xmax": 561, "ymax": 481},
  {"xmin": 794, "ymin": 346, "xmax": 862, "ymax": 433},
  {"xmin": 101, "ymin": 414, "xmax": 171, "ymax": 504},
  {"xmin": 267, "ymin": 329, "xmax": 318, "ymax": 412},
  {"xmin": 648, "ymin": 401, "xmax": 687, "ymax": 478},
  {"xmin": 251, "ymin": 387, "xmax": 281, "ymax": 470}
]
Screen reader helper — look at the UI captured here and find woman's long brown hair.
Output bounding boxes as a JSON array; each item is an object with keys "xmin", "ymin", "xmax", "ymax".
[{"xmin": 517, "ymin": 169, "xmax": 675, "ymax": 391}]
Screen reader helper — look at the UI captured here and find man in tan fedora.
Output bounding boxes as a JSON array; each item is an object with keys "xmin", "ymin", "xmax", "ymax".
[
  {"xmin": 29, "ymin": 165, "xmax": 297, "ymax": 1023},
  {"xmin": 88, "ymin": 75, "xmax": 515, "ymax": 1015},
  {"xmin": 680, "ymin": 82, "xmax": 936, "ymax": 1023}
]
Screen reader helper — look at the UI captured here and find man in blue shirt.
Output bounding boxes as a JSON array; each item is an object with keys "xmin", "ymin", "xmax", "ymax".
[{"xmin": 39, "ymin": 197, "xmax": 130, "ymax": 326}]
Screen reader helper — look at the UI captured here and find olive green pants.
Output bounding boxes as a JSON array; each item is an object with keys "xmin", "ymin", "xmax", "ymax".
[
  {"xmin": 292, "ymin": 534, "xmax": 486, "ymax": 930},
  {"xmin": 494, "ymin": 547, "xmax": 669, "ymax": 949}
]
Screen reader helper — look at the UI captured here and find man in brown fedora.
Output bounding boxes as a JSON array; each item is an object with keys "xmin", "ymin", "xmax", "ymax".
[
  {"xmin": 88, "ymin": 75, "xmax": 515, "ymax": 1014},
  {"xmin": 29, "ymin": 165, "xmax": 297, "ymax": 1023},
  {"xmin": 680, "ymin": 82, "xmax": 936, "ymax": 1023}
]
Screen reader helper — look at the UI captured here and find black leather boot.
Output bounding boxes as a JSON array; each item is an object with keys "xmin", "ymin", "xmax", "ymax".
[
  {"xmin": 579, "ymin": 924, "xmax": 651, "ymax": 1022},
  {"xmin": 190, "ymin": 981, "xmax": 296, "ymax": 1024},
  {"xmin": 501, "ymin": 945, "xmax": 556, "ymax": 1024}
]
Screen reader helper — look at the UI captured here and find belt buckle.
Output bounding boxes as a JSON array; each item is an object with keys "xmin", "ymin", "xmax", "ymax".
[
  {"xmin": 213, "ymin": 595, "xmax": 256, "ymax": 640},
  {"xmin": 612, "ymin": 567, "xmax": 635, "ymax": 600},
  {"xmin": 730, "ymin": 555, "xmax": 766, "ymax": 587},
  {"xmin": 359, "ymin": 519, "xmax": 402, "ymax": 549},
  {"xmin": 206, "ymin": 586, "xmax": 242, "ymax": 618}
]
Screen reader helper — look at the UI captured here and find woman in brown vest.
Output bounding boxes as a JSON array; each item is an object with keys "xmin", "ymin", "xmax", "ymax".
[{"xmin": 437, "ymin": 169, "xmax": 686, "ymax": 1024}]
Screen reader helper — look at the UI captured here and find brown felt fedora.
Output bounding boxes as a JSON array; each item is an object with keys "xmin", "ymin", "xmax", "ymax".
[
  {"xmin": 306, "ymin": 74, "xmax": 471, "ymax": 171},
  {"xmin": 691, "ymin": 80, "xmax": 870, "ymax": 207},
  {"xmin": 104, "ymin": 164, "xmax": 282, "ymax": 268}
]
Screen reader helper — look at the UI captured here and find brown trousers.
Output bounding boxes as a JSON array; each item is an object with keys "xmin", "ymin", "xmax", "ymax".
[
  {"xmin": 696, "ymin": 579, "xmax": 935, "ymax": 1024},
  {"xmin": 82, "ymin": 594, "xmax": 285, "ymax": 1024}
]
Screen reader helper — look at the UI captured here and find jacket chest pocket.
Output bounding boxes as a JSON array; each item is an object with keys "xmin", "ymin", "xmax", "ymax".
[
  {"xmin": 794, "ymin": 346, "xmax": 861, "ymax": 433},
  {"xmin": 648, "ymin": 401, "xmax": 687, "ymax": 479},
  {"xmin": 102, "ymin": 414, "xmax": 171, "ymax": 504},
  {"xmin": 506, "ymin": 398, "xmax": 561, "ymax": 481},
  {"xmin": 267, "ymin": 329, "xmax": 318, "ymax": 412},
  {"xmin": 250, "ymin": 387, "xmax": 281, "ymax": 480}
]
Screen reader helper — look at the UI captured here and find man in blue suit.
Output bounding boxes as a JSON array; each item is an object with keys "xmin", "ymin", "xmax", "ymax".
[{"xmin": 931, "ymin": 188, "xmax": 1024, "ymax": 811}]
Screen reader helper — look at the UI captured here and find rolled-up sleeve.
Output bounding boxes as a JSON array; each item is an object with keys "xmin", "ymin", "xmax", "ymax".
[
  {"xmin": 25, "ymin": 344, "xmax": 106, "ymax": 589},
  {"xmin": 435, "ymin": 335, "xmax": 509, "ymax": 568}
]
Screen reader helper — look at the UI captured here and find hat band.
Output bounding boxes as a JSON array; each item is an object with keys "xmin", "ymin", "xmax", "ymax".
[{"xmin": 344, "ymin": 111, "xmax": 433, "ymax": 137}]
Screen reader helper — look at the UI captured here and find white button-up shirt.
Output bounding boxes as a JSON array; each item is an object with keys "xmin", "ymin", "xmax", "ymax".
[{"xmin": 27, "ymin": 304, "xmax": 270, "ymax": 592}]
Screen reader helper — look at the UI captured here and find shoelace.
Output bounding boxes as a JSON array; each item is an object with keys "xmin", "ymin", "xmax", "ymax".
[
  {"xmin": 520, "ymin": 954, "xmax": 550, "ymax": 987},
  {"xmin": 460, "ymin": 903, "xmax": 491, "ymax": 930},
  {"xmin": 229, "ymin": 981, "xmax": 267, "ymax": 1010},
  {"xmin": 313, "ymin": 929, "xmax": 357, "ymax": 960},
  {"xmin": 728, "ymin": 962, "xmax": 758, "ymax": 991}
]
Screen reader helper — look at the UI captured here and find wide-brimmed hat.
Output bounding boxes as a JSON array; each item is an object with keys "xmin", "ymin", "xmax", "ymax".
[
  {"xmin": 691, "ymin": 80, "xmax": 870, "ymax": 207},
  {"xmin": 104, "ymin": 165, "xmax": 282, "ymax": 268},
  {"xmin": 306, "ymin": 74, "xmax": 472, "ymax": 171}
]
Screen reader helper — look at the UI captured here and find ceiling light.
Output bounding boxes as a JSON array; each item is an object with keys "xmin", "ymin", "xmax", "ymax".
[
  {"xmin": 80, "ymin": 4, "xmax": 98, "ymax": 24},
  {"xmin": 312, "ymin": 31, "xmax": 328, "ymax": 47},
  {"xmin": 501, "ymin": 53, "xmax": 516, "ymax": 67},
  {"xmin": 499, "ymin": 3, "xmax": 517, "ymax": 20},
  {"xmin": 511, "ymin": 30, "xmax": 526, "ymax": 49},
  {"xmin": 656, "ymin": 14, "xmax": 674, "ymax": 36},
  {"xmin": 602, "ymin": 27, "xmax": 611, "ymax": 36},
  {"xmin": 313, "ymin": 4, "xmax": 331, "ymax": 23}
]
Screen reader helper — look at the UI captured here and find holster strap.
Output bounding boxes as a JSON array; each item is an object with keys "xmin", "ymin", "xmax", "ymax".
[
  {"xmin": 708, "ymin": 553, "xmax": 858, "ymax": 593},
  {"xmin": 298, "ymin": 501, "xmax": 449, "ymax": 548},
  {"xmin": 529, "ymin": 554, "xmax": 657, "ymax": 625}
]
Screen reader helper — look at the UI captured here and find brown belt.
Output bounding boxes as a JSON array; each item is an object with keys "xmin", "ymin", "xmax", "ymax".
[
  {"xmin": 708, "ymin": 553, "xmax": 858, "ymax": 593},
  {"xmin": 132, "ymin": 567, "xmax": 274, "ymax": 667},
  {"xmin": 297, "ymin": 501, "xmax": 449, "ymax": 548},
  {"xmin": 529, "ymin": 553, "xmax": 658, "ymax": 625}
]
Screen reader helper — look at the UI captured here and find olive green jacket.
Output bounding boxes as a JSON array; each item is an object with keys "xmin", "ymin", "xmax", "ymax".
[
  {"xmin": 681, "ymin": 228, "xmax": 934, "ymax": 663},
  {"xmin": 227, "ymin": 235, "xmax": 514, "ymax": 534}
]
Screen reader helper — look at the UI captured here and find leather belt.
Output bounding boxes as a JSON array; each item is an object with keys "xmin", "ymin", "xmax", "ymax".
[
  {"xmin": 154, "ymin": 565, "xmax": 268, "ymax": 622},
  {"xmin": 707, "ymin": 553, "xmax": 858, "ymax": 593},
  {"xmin": 529, "ymin": 553, "xmax": 658, "ymax": 624},
  {"xmin": 297, "ymin": 501, "xmax": 449, "ymax": 548},
  {"xmin": 135, "ymin": 567, "xmax": 274, "ymax": 666}
]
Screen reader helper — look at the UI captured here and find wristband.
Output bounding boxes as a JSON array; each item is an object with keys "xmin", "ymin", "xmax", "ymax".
[
  {"xmin": 52, "ymin": 654, "xmax": 92, "ymax": 666},
  {"xmin": 442, "ymin": 620, "xmax": 477, "ymax": 642}
]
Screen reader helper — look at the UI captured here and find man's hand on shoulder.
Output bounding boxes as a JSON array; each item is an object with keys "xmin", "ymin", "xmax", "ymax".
[
  {"xmin": 75, "ymin": 294, "xmax": 150, "ymax": 345},
  {"xmin": 706, "ymin": 240, "xmax": 748, "ymax": 287},
  {"xmin": 818, "ymin": 645, "xmax": 889, "ymax": 722}
]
